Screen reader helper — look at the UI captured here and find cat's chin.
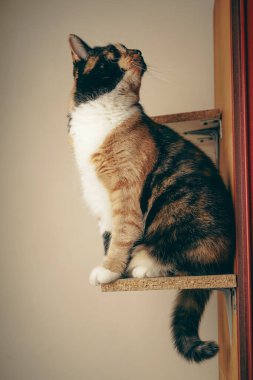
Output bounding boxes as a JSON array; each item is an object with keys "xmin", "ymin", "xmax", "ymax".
[{"xmin": 89, "ymin": 266, "xmax": 121, "ymax": 286}]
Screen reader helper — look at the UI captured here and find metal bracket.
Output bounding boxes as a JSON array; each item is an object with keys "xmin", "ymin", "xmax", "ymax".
[{"xmin": 184, "ymin": 118, "xmax": 221, "ymax": 168}]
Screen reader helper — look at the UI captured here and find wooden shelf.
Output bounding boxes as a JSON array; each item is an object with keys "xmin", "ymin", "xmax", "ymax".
[
  {"xmin": 152, "ymin": 108, "xmax": 221, "ymax": 124},
  {"xmin": 101, "ymin": 274, "xmax": 236, "ymax": 292}
]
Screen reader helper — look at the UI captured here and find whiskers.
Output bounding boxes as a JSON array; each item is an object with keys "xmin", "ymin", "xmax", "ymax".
[
  {"xmin": 145, "ymin": 63, "xmax": 172, "ymax": 84},
  {"xmin": 130, "ymin": 62, "xmax": 145, "ymax": 70},
  {"xmin": 128, "ymin": 61, "xmax": 172, "ymax": 84},
  {"xmin": 128, "ymin": 62, "xmax": 170, "ymax": 89},
  {"xmin": 108, "ymin": 58, "xmax": 172, "ymax": 84}
]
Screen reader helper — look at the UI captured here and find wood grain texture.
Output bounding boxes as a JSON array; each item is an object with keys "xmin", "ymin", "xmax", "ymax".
[
  {"xmin": 218, "ymin": 291, "xmax": 238, "ymax": 380},
  {"xmin": 214, "ymin": 1, "xmax": 239, "ymax": 379},
  {"xmin": 152, "ymin": 109, "xmax": 221, "ymax": 124},
  {"xmin": 101, "ymin": 274, "xmax": 236, "ymax": 292}
]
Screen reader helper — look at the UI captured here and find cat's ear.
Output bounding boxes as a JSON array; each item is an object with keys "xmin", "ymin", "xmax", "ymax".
[{"xmin": 68, "ymin": 34, "xmax": 91, "ymax": 62}]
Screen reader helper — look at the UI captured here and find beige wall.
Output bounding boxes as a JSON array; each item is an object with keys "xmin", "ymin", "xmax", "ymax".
[{"xmin": 0, "ymin": 1, "xmax": 217, "ymax": 380}]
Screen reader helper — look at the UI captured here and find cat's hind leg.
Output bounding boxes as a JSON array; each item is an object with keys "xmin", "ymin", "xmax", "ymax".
[{"xmin": 127, "ymin": 246, "xmax": 172, "ymax": 278}]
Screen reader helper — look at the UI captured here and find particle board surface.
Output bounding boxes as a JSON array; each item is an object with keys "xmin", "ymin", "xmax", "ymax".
[{"xmin": 101, "ymin": 274, "xmax": 236, "ymax": 292}]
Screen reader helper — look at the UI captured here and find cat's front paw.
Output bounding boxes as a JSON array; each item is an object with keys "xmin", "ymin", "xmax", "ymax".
[{"xmin": 89, "ymin": 266, "xmax": 121, "ymax": 286}]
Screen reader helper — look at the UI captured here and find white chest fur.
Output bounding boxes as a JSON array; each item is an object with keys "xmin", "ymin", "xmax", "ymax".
[{"xmin": 69, "ymin": 93, "xmax": 137, "ymax": 234}]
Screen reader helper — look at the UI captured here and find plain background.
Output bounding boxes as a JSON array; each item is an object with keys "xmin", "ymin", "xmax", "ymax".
[{"xmin": 0, "ymin": 1, "xmax": 218, "ymax": 379}]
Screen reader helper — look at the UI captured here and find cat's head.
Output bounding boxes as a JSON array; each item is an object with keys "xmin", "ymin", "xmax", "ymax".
[{"xmin": 68, "ymin": 34, "xmax": 147, "ymax": 106}]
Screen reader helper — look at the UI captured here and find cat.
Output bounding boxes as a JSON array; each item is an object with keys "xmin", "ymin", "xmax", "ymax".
[{"xmin": 67, "ymin": 34, "xmax": 235, "ymax": 363}]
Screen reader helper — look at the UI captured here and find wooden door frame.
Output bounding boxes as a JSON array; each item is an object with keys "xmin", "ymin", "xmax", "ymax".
[{"xmin": 231, "ymin": 0, "xmax": 253, "ymax": 379}]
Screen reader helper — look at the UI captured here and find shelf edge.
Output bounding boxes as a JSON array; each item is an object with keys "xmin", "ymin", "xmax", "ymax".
[{"xmin": 101, "ymin": 274, "xmax": 237, "ymax": 292}]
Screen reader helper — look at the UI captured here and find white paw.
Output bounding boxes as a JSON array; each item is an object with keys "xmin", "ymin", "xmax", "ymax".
[
  {"xmin": 89, "ymin": 266, "xmax": 121, "ymax": 286},
  {"xmin": 131, "ymin": 266, "xmax": 151, "ymax": 279}
]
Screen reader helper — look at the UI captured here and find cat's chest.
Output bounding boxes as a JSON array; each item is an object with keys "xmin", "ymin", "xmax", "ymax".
[
  {"xmin": 69, "ymin": 100, "xmax": 135, "ymax": 229},
  {"xmin": 69, "ymin": 100, "xmax": 136, "ymax": 166},
  {"xmin": 70, "ymin": 103, "xmax": 115, "ymax": 166}
]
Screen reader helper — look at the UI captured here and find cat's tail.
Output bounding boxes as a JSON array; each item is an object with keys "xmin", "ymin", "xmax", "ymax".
[{"xmin": 171, "ymin": 289, "xmax": 219, "ymax": 362}]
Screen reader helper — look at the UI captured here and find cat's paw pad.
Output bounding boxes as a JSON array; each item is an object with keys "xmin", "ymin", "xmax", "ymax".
[
  {"xmin": 131, "ymin": 266, "xmax": 151, "ymax": 279},
  {"xmin": 89, "ymin": 266, "xmax": 121, "ymax": 286}
]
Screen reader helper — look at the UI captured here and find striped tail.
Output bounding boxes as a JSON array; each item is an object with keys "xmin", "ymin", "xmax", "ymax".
[{"xmin": 171, "ymin": 289, "xmax": 219, "ymax": 362}]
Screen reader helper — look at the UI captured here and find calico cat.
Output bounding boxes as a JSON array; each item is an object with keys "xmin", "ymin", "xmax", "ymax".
[{"xmin": 68, "ymin": 34, "xmax": 235, "ymax": 363}]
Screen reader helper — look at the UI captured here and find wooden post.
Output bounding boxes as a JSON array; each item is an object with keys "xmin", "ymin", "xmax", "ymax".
[{"xmin": 214, "ymin": 1, "xmax": 239, "ymax": 379}]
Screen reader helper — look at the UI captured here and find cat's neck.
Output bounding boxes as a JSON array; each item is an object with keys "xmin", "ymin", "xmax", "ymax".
[
  {"xmin": 69, "ymin": 88, "xmax": 142, "ymax": 160},
  {"xmin": 71, "ymin": 85, "xmax": 141, "ymax": 127}
]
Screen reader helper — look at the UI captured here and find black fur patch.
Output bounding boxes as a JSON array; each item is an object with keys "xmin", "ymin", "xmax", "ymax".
[
  {"xmin": 139, "ymin": 114, "xmax": 235, "ymax": 275},
  {"xmin": 171, "ymin": 290, "xmax": 219, "ymax": 362},
  {"xmin": 73, "ymin": 45, "xmax": 124, "ymax": 104},
  {"xmin": 102, "ymin": 231, "xmax": 111, "ymax": 255},
  {"xmin": 67, "ymin": 113, "xmax": 72, "ymax": 132}
]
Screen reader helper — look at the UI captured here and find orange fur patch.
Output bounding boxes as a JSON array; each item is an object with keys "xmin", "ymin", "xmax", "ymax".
[
  {"xmin": 91, "ymin": 113, "xmax": 157, "ymax": 274},
  {"xmin": 106, "ymin": 51, "xmax": 115, "ymax": 60},
  {"xmin": 115, "ymin": 43, "xmax": 127, "ymax": 53},
  {"xmin": 186, "ymin": 237, "xmax": 230, "ymax": 264},
  {"xmin": 84, "ymin": 56, "xmax": 99, "ymax": 74}
]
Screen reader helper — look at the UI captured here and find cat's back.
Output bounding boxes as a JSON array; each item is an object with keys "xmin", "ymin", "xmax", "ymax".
[
  {"xmin": 140, "ymin": 115, "xmax": 233, "ymax": 221},
  {"xmin": 142, "ymin": 115, "xmax": 220, "ymax": 178}
]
